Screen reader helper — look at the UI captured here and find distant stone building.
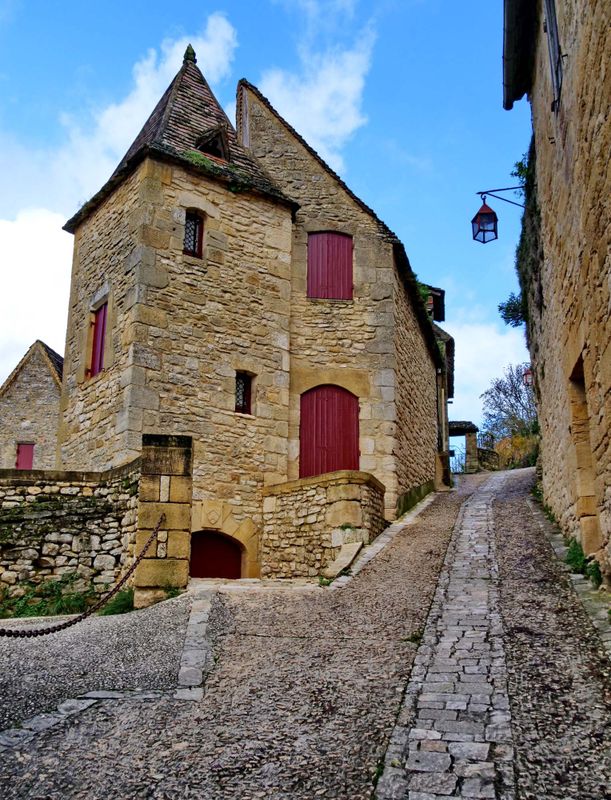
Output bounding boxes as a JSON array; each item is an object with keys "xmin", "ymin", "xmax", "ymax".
[
  {"xmin": 503, "ymin": 0, "xmax": 610, "ymax": 575},
  {"xmin": 0, "ymin": 341, "xmax": 62, "ymax": 470},
  {"xmin": 1, "ymin": 47, "xmax": 452, "ymax": 601}
]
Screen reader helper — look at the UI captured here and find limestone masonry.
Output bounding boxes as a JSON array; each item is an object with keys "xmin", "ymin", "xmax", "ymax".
[
  {"xmin": 0, "ymin": 46, "xmax": 453, "ymax": 600},
  {"xmin": 504, "ymin": 0, "xmax": 611, "ymax": 578}
]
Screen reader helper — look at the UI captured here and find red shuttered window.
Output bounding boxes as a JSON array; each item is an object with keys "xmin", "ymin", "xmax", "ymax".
[
  {"xmin": 89, "ymin": 302, "xmax": 107, "ymax": 378},
  {"xmin": 299, "ymin": 385, "xmax": 359, "ymax": 478},
  {"xmin": 16, "ymin": 443, "xmax": 34, "ymax": 470},
  {"xmin": 307, "ymin": 232, "xmax": 353, "ymax": 300}
]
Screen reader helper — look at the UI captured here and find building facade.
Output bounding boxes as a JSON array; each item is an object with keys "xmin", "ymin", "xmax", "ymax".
[
  {"xmin": 503, "ymin": 0, "xmax": 610, "ymax": 576},
  {"xmin": 47, "ymin": 47, "xmax": 448, "ymax": 591},
  {"xmin": 0, "ymin": 341, "xmax": 63, "ymax": 471}
]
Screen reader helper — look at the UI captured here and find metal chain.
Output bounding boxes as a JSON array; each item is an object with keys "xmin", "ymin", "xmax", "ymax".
[{"xmin": 0, "ymin": 514, "xmax": 166, "ymax": 639}]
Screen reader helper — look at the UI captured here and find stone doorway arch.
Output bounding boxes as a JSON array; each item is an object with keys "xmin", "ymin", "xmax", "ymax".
[
  {"xmin": 191, "ymin": 499, "xmax": 260, "ymax": 577},
  {"xmin": 190, "ymin": 530, "xmax": 243, "ymax": 579}
]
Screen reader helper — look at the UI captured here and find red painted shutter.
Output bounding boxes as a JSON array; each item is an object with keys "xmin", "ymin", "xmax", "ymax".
[
  {"xmin": 307, "ymin": 232, "xmax": 353, "ymax": 299},
  {"xmin": 90, "ymin": 303, "xmax": 107, "ymax": 377},
  {"xmin": 16, "ymin": 443, "xmax": 34, "ymax": 470},
  {"xmin": 299, "ymin": 385, "xmax": 359, "ymax": 478}
]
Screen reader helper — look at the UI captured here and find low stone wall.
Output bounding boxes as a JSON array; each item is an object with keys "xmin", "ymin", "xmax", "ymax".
[
  {"xmin": 0, "ymin": 461, "xmax": 139, "ymax": 595},
  {"xmin": 478, "ymin": 448, "xmax": 500, "ymax": 470},
  {"xmin": 261, "ymin": 470, "xmax": 386, "ymax": 579}
]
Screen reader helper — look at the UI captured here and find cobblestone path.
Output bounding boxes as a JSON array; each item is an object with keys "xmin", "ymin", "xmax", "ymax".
[
  {"xmin": 1, "ymin": 471, "xmax": 609, "ymax": 800},
  {"xmin": 377, "ymin": 469, "xmax": 610, "ymax": 800},
  {"xmin": 377, "ymin": 473, "xmax": 515, "ymax": 799},
  {"xmin": 0, "ymin": 476, "xmax": 478, "ymax": 799}
]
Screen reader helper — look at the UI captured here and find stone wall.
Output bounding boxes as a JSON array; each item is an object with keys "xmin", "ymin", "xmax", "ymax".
[
  {"xmin": 239, "ymin": 84, "xmax": 439, "ymax": 518},
  {"xmin": 526, "ymin": 0, "xmax": 610, "ymax": 573},
  {"xmin": 59, "ymin": 157, "xmax": 292, "ymax": 542},
  {"xmin": 393, "ymin": 261, "xmax": 438, "ymax": 505},
  {"xmin": 261, "ymin": 470, "xmax": 385, "ymax": 578},
  {"xmin": 0, "ymin": 461, "xmax": 139, "ymax": 595},
  {"xmin": 0, "ymin": 344, "xmax": 61, "ymax": 470},
  {"xmin": 133, "ymin": 434, "xmax": 193, "ymax": 608},
  {"xmin": 58, "ymin": 167, "xmax": 143, "ymax": 471}
]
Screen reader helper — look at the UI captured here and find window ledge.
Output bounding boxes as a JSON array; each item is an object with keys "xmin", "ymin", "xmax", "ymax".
[
  {"xmin": 306, "ymin": 298, "xmax": 354, "ymax": 305},
  {"xmin": 234, "ymin": 411, "xmax": 256, "ymax": 419}
]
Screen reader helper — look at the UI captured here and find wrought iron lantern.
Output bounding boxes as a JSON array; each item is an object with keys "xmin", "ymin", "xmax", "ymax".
[
  {"xmin": 471, "ymin": 198, "xmax": 498, "ymax": 243},
  {"xmin": 523, "ymin": 366, "xmax": 533, "ymax": 387},
  {"xmin": 471, "ymin": 186, "xmax": 524, "ymax": 243}
]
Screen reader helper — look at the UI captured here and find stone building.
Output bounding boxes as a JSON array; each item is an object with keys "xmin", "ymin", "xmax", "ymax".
[
  {"xmin": 29, "ymin": 45, "xmax": 449, "ymax": 596},
  {"xmin": 503, "ymin": 0, "xmax": 610, "ymax": 575},
  {"xmin": 0, "ymin": 341, "xmax": 63, "ymax": 470}
]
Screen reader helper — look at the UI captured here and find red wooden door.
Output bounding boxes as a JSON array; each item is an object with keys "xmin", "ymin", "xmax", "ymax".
[
  {"xmin": 16, "ymin": 443, "xmax": 34, "ymax": 470},
  {"xmin": 299, "ymin": 385, "xmax": 359, "ymax": 478},
  {"xmin": 190, "ymin": 531, "xmax": 242, "ymax": 579}
]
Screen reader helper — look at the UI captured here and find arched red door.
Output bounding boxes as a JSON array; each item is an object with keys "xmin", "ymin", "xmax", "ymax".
[
  {"xmin": 299, "ymin": 385, "xmax": 359, "ymax": 478},
  {"xmin": 190, "ymin": 531, "xmax": 242, "ymax": 579}
]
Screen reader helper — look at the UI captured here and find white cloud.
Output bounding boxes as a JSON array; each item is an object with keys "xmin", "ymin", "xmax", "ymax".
[
  {"xmin": 0, "ymin": 14, "xmax": 238, "ymax": 385},
  {"xmin": 443, "ymin": 320, "xmax": 530, "ymax": 427},
  {"xmin": 0, "ymin": 210, "xmax": 73, "ymax": 379},
  {"xmin": 258, "ymin": 27, "xmax": 374, "ymax": 171}
]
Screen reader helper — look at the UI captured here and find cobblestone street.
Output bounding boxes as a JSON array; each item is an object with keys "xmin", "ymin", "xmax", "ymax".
[{"xmin": 1, "ymin": 470, "xmax": 609, "ymax": 799}]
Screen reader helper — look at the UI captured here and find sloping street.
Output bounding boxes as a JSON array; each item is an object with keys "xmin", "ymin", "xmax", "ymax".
[{"xmin": 1, "ymin": 470, "xmax": 609, "ymax": 799}]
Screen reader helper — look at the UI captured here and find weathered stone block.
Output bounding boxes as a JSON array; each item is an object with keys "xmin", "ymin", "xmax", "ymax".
[
  {"xmin": 167, "ymin": 530, "xmax": 191, "ymax": 559},
  {"xmin": 134, "ymin": 558, "xmax": 189, "ymax": 588},
  {"xmin": 169, "ymin": 476, "xmax": 192, "ymax": 503},
  {"xmin": 328, "ymin": 484, "xmax": 361, "ymax": 502},
  {"xmin": 138, "ymin": 502, "xmax": 191, "ymax": 531},
  {"xmin": 139, "ymin": 475, "xmax": 160, "ymax": 502},
  {"xmin": 326, "ymin": 500, "xmax": 362, "ymax": 528}
]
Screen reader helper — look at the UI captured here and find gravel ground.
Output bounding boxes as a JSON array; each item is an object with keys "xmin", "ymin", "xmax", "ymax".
[
  {"xmin": 494, "ymin": 468, "xmax": 611, "ymax": 800},
  {"xmin": 0, "ymin": 480, "xmax": 476, "ymax": 800},
  {"xmin": 0, "ymin": 593, "xmax": 190, "ymax": 729}
]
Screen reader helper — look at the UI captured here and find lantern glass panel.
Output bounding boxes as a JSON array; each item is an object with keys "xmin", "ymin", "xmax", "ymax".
[{"xmin": 471, "ymin": 204, "xmax": 498, "ymax": 243}]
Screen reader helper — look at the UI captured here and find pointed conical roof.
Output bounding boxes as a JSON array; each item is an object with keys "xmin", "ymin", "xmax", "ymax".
[{"xmin": 65, "ymin": 47, "xmax": 294, "ymax": 232}]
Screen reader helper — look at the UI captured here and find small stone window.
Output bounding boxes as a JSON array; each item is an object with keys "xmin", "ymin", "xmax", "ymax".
[
  {"xmin": 88, "ymin": 302, "xmax": 107, "ymax": 378},
  {"xmin": 235, "ymin": 372, "xmax": 253, "ymax": 414},
  {"xmin": 184, "ymin": 211, "xmax": 204, "ymax": 258}
]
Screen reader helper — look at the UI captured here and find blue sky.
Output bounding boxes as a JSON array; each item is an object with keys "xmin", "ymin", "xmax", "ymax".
[{"xmin": 0, "ymin": 0, "xmax": 531, "ymax": 424}]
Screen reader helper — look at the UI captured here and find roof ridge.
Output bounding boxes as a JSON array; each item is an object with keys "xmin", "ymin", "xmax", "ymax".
[
  {"xmin": 237, "ymin": 78, "xmax": 399, "ymax": 242},
  {"xmin": 0, "ymin": 340, "xmax": 63, "ymax": 399}
]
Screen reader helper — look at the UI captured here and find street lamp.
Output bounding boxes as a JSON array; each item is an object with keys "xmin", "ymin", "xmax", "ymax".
[
  {"xmin": 471, "ymin": 186, "xmax": 524, "ymax": 243},
  {"xmin": 471, "ymin": 198, "xmax": 498, "ymax": 243}
]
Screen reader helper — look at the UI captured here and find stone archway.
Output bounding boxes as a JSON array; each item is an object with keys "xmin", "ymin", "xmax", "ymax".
[
  {"xmin": 190, "ymin": 530, "xmax": 243, "ymax": 578},
  {"xmin": 191, "ymin": 499, "xmax": 259, "ymax": 577}
]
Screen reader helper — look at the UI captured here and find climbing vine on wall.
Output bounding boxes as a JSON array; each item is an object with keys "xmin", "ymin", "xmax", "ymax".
[{"xmin": 498, "ymin": 136, "xmax": 544, "ymax": 345}]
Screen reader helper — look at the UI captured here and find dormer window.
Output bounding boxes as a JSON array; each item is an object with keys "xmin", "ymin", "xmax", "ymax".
[
  {"xmin": 184, "ymin": 211, "xmax": 204, "ymax": 258},
  {"xmin": 195, "ymin": 127, "xmax": 230, "ymax": 162}
]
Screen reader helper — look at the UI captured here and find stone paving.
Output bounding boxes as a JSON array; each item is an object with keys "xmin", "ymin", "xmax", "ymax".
[
  {"xmin": 377, "ymin": 473, "xmax": 514, "ymax": 799},
  {"xmin": 1, "ymin": 471, "xmax": 609, "ymax": 799}
]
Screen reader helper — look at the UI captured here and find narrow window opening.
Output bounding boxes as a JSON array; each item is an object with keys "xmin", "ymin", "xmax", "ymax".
[
  {"xmin": 235, "ymin": 372, "xmax": 253, "ymax": 414},
  {"xmin": 89, "ymin": 302, "xmax": 108, "ymax": 378},
  {"xmin": 184, "ymin": 211, "xmax": 204, "ymax": 258},
  {"xmin": 544, "ymin": 0, "xmax": 563, "ymax": 111},
  {"xmin": 16, "ymin": 443, "xmax": 34, "ymax": 470}
]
